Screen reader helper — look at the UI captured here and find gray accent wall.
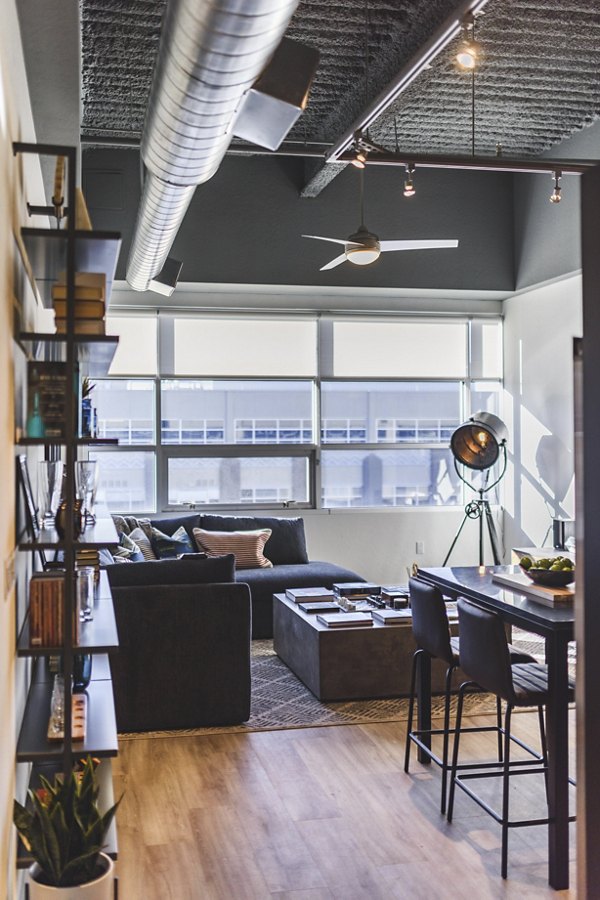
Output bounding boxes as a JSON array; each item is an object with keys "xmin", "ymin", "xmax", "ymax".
[
  {"xmin": 83, "ymin": 149, "xmax": 515, "ymax": 293},
  {"xmin": 514, "ymin": 119, "xmax": 600, "ymax": 290}
]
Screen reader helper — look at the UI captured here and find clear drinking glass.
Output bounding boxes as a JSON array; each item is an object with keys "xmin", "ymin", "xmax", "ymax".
[
  {"xmin": 38, "ymin": 460, "xmax": 64, "ymax": 528},
  {"xmin": 75, "ymin": 460, "xmax": 98, "ymax": 526},
  {"xmin": 76, "ymin": 566, "xmax": 95, "ymax": 622}
]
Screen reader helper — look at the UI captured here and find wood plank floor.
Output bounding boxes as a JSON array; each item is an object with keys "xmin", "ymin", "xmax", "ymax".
[{"xmin": 113, "ymin": 711, "xmax": 576, "ymax": 898}]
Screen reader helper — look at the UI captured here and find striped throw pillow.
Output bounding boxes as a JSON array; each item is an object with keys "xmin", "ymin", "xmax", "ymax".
[
  {"xmin": 129, "ymin": 526, "xmax": 157, "ymax": 561},
  {"xmin": 193, "ymin": 527, "xmax": 272, "ymax": 569}
]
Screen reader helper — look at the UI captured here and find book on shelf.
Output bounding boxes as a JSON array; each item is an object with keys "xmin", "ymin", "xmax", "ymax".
[
  {"xmin": 371, "ymin": 608, "xmax": 412, "ymax": 625},
  {"xmin": 29, "ymin": 572, "xmax": 80, "ymax": 647},
  {"xmin": 52, "ymin": 271, "xmax": 106, "ymax": 297},
  {"xmin": 316, "ymin": 612, "xmax": 373, "ymax": 628},
  {"xmin": 332, "ymin": 582, "xmax": 381, "ymax": 599},
  {"xmin": 54, "ymin": 318, "xmax": 106, "ymax": 335},
  {"xmin": 491, "ymin": 571, "xmax": 574, "ymax": 607},
  {"xmin": 381, "ymin": 585, "xmax": 410, "ymax": 601},
  {"xmin": 285, "ymin": 586, "xmax": 335, "ymax": 602},
  {"xmin": 298, "ymin": 601, "xmax": 341, "ymax": 614},
  {"xmin": 27, "ymin": 361, "xmax": 68, "ymax": 439},
  {"xmin": 53, "ymin": 298, "xmax": 106, "ymax": 319}
]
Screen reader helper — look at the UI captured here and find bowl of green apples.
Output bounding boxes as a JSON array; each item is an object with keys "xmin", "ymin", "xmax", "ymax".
[{"xmin": 519, "ymin": 555, "xmax": 574, "ymax": 587}]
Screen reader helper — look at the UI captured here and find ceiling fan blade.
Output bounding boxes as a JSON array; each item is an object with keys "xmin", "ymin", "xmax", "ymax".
[
  {"xmin": 302, "ymin": 234, "xmax": 348, "ymax": 246},
  {"xmin": 320, "ymin": 253, "xmax": 348, "ymax": 271},
  {"xmin": 380, "ymin": 239, "xmax": 459, "ymax": 252}
]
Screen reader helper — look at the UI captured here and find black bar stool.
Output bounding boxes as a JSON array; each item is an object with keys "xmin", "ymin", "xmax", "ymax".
[
  {"xmin": 447, "ymin": 597, "xmax": 575, "ymax": 878},
  {"xmin": 404, "ymin": 577, "xmax": 535, "ymax": 814}
]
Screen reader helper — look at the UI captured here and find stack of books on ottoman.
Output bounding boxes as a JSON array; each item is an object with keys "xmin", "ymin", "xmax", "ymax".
[{"xmin": 52, "ymin": 272, "xmax": 107, "ymax": 335}]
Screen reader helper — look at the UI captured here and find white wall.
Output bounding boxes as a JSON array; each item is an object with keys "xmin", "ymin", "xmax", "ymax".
[
  {"xmin": 503, "ymin": 274, "xmax": 582, "ymax": 553},
  {"xmin": 299, "ymin": 506, "xmax": 497, "ymax": 583}
]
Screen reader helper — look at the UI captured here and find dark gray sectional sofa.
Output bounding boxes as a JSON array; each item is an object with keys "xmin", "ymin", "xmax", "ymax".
[{"xmin": 106, "ymin": 512, "xmax": 364, "ymax": 639}]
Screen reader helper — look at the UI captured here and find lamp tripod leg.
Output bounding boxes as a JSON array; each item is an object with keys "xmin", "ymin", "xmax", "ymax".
[
  {"xmin": 483, "ymin": 500, "xmax": 503, "ymax": 565},
  {"xmin": 442, "ymin": 511, "xmax": 471, "ymax": 566}
]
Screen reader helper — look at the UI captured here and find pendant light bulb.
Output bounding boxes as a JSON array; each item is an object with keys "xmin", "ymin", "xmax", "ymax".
[
  {"xmin": 455, "ymin": 13, "xmax": 480, "ymax": 71},
  {"xmin": 550, "ymin": 171, "xmax": 562, "ymax": 204},
  {"xmin": 351, "ymin": 131, "xmax": 368, "ymax": 169}
]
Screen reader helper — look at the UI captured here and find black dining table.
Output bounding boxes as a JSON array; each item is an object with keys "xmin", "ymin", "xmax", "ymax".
[{"xmin": 417, "ymin": 565, "xmax": 575, "ymax": 891}]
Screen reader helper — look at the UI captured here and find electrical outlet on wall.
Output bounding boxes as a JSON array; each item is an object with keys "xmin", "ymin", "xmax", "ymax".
[{"xmin": 416, "ymin": 541, "xmax": 425, "ymax": 555}]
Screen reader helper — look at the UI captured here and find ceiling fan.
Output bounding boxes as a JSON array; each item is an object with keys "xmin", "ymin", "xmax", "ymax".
[{"xmin": 302, "ymin": 169, "xmax": 459, "ymax": 271}]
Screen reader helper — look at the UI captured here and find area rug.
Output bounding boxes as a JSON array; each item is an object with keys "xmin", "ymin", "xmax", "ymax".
[{"xmin": 119, "ymin": 640, "xmax": 512, "ymax": 740}]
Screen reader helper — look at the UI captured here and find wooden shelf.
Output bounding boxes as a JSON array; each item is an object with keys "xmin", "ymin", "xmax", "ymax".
[
  {"xmin": 17, "ymin": 758, "xmax": 118, "ymax": 868},
  {"xmin": 20, "ymin": 228, "xmax": 121, "ymax": 308},
  {"xmin": 19, "ymin": 332, "xmax": 119, "ymax": 377},
  {"xmin": 18, "ymin": 573, "xmax": 119, "ymax": 657},
  {"xmin": 19, "ymin": 515, "xmax": 119, "ymax": 551},
  {"xmin": 17, "ymin": 679, "xmax": 118, "ymax": 762}
]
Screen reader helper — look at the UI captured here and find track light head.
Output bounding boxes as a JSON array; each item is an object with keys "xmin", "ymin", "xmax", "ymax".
[
  {"xmin": 351, "ymin": 131, "xmax": 368, "ymax": 169},
  {"xmin": 403, "ymin": 164, "xmax": 416, "ymax": 198},
  {"xmin": 550, "ymin": 171, "xmax": 562, "ymax": 204}
]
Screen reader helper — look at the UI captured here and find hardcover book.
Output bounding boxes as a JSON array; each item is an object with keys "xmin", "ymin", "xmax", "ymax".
[
  {"xmin": 27, "ymin": 361, "xmax": 68, "ymax": 439},
  {"xmin": 316, "ymin": 612, "xmax": 373, "ymax": 628},
  {"xmin": 371, "ymin": 608, "xmax": 412, "ymax": 624},
  {"xmin": 298, "ymin": 601, "xmax": 341, "ymax": 614},
  {"xmin": 332, "ymin": 582, "xmax": 381, "ymax": 597},
  {"xmin": 286, "ymin": 586, "xmax": 335, "ymax": 602}
]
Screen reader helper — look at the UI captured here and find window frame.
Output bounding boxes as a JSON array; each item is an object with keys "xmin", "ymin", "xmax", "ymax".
[{"xmin": 93, "ymin": 313, "xmax": 502, "ymax": 514}]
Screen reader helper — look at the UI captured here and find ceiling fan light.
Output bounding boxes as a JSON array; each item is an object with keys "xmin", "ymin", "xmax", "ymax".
[{"xmin": 346, "ymin": 246, "xmax": 381, "ymax": 265}]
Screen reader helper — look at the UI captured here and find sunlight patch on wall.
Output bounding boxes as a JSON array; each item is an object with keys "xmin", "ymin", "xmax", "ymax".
[{"xmin": 520, "ymin": 405, "xmax": 550, "ymax": 481}]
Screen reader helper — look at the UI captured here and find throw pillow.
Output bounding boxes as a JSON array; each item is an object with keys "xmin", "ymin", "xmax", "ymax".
[
  {"xmin": 150, "ymin": 524, "xmax": 195, "ymax": 559},
  {"xmin": 193, "ymin": 527, "xmax": 273, "ymax": 569},
  {"xmin": 129, "ymin": 526, "xmax": 157, "ymax": 561},
  {"xmin": 199, "ymin": 515, "xmax": 308, "ymax": 565},
  {"xmin": 113, "ymin": 531, "xmax": 144, "ymax": 563}
]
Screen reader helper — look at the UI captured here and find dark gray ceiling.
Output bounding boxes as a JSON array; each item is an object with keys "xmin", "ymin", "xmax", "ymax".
[{"xmin": 81, "ymin": 0, "xmax": 600, "ymax": 169}]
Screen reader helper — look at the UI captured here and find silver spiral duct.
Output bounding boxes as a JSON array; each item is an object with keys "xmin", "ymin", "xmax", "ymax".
[{"xmin": 126, "ymin": 0, "xmax": 300, "ymax": 292}]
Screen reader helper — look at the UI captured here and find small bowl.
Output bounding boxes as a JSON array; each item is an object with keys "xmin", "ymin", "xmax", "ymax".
[{"xmin": 520, "ymin": 566, "xmax": 574, "ymax": 587}]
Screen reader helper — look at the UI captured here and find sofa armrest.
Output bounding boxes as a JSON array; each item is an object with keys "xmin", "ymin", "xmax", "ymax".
[{"xmin": 110, "ymin": 581, "xmax": 251, "ymax": 731}]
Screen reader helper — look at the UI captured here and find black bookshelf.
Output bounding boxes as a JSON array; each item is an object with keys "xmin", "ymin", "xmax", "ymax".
[
  {"xmin": 20, "ymin": 228, "xmax": 121, "ymax": 309},
  {"xmin": 19, "ymin": 332, "xmax": 119, "ymax": 378},
  {"xmin": 18, "ymin": 574, "xmax": 119, "ymax": 656},
  {"xmin": 17, "ymin": 679, "xmax": 118, "ymax": 763}
]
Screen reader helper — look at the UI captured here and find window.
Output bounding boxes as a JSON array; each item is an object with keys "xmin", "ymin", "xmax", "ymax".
[
  {"xmin": 321, "ymin": 448, "xmax": 459, "ymax": 508},
  {"xmin": 94, "ymin": 314, "xmax": 502, "ymax": 513},
  {"xmin": 321, "ymin": 382, "xmax": 461, "ymax": 444},
  {"xmin": 167, "ymin": 456, "xmax": 310, "ymax": 506}
]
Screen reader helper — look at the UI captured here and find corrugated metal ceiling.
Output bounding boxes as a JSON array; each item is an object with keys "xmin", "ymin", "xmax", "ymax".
[{"xmin": 81, "ymin": 1, "xmax": 600, "ymax": 168}]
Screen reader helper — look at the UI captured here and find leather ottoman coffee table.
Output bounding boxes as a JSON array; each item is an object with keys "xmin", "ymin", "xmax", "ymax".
[{"xmin": 272, "ymin": 593, "xmax": 456, "ymax": 701}]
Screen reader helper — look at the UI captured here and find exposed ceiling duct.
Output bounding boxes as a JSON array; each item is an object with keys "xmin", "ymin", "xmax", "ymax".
[{"xmin": 126, "ymin": 0, "xmax": 302, "ymax": 292}]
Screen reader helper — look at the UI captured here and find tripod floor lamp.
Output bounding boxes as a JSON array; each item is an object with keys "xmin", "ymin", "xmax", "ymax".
[{"xmin": 443, "ymin": 412, "xmax": 508, "ymax": 567}]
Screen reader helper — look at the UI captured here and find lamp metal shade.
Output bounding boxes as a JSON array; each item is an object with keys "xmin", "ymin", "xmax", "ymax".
[{"xmin": 450, "ymin": 411, "xmax": 508, "ymax": 471}]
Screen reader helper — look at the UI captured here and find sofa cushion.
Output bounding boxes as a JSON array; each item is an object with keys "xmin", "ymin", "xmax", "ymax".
[
  {"xmin": 193, "ymin": 527, "xmax": 273, "ymax": 569},
  {"xmin": 149, "ymin": 513, "xmax": 202, "ymax": 542},
  {"xmin": 113, "ymin": 532, "xmax": 144, "ymax": 563},
  {"xmin": 129, "ymin": 527, "xmax": 157, "ymax": 561},
  {"xmin": 106, "ymin": 553, "xmax": 235, "ymax": 588},
  {"xmin": 150, "ymin": 524, "xmax": 195, "ymax": 559},
  {"xmin": 200, "ymin": 515, "xmax": 308, "ymax": 566}
]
